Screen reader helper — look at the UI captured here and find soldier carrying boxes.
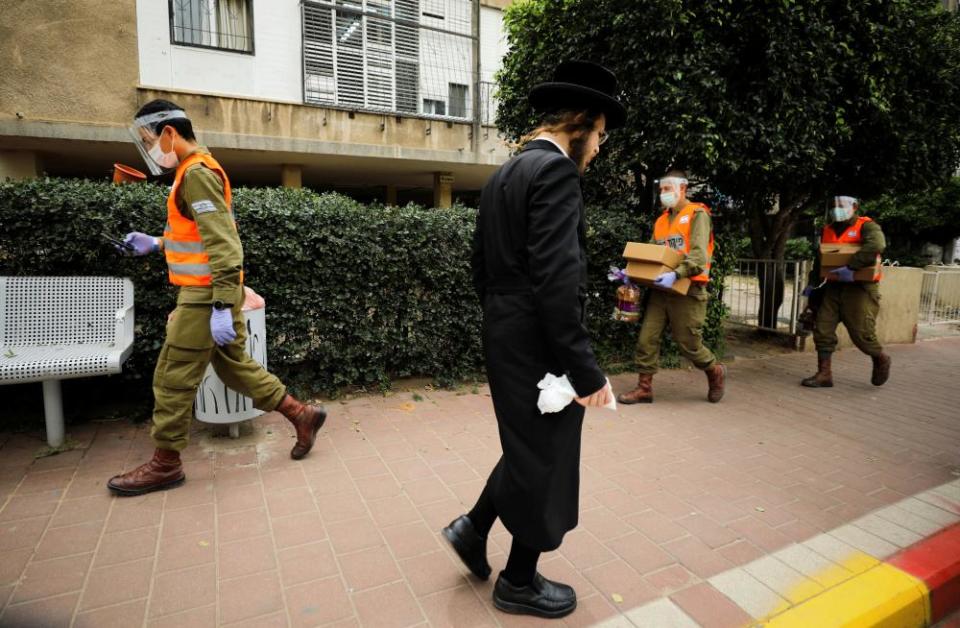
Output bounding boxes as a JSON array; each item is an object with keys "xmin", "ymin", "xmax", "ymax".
[
  {"xmin": 800, "ymin": 195, "xmax": 892, "ymax": 388},
  {"xmin": 617, "ymin": 169, "xmax": 727, "ymax": 404}
]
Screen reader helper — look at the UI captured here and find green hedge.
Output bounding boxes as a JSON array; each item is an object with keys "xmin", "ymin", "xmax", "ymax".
[{"xmin": 0, "ymin": 178, "xmax": 728, "ymax": 399}]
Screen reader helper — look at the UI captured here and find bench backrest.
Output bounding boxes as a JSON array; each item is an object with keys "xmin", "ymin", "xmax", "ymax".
[{"xmin": 0, "ymin": 277, "xmax": 133, "ymax": 347}]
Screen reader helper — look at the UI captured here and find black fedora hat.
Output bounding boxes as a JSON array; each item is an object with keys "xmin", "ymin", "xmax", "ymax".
[{"xmin": 529, "ymin": 60, "xmax": 627, "ymax": 130}]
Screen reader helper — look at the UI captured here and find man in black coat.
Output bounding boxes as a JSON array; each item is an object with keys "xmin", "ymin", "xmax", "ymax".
[{"xmin": 442, "ymin": 60, "xmax": 626, "ymax": 619}]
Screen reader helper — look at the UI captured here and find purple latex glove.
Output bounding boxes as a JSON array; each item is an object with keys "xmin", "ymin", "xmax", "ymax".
[
  {"xmin": 653, "ymin": 271, "xmax": 678, "ymax": 289},
  {"xmin": 829, "ymin": 266, "xmax": 855, "ymax": 283},
  {"xmin": 802, "ymin": 286, "xmax": 814, "ymax": 298},
  {"xmin": 122, "ymin": 232, "xmax": 160, "ymax": 256},
  {"xmin": 210, "ymin": 308, "xmax": 237, "ymax": 346}
]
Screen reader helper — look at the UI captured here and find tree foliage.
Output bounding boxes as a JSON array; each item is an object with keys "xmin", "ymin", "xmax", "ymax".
[
  {"xmin": 497, "ymin": 0, "xmax": 960, "ymax": 258},
  {"xmin": 862, "ymin": 176, "xmax": 960, "ymax": 263}
]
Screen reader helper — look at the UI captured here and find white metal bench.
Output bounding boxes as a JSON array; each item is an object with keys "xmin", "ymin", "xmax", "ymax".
[{"xmin": 0, "ymin": 277, "xmax": 135, "ymax": 447}]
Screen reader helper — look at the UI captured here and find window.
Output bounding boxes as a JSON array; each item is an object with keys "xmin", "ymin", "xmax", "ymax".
[
  {"xmin": 170, "ymin": 0, "xmax": 254, "ymax": 53},
  {"xmin": 423, "ymin": 0, "xmax": 444, "ymax": 20},
  {"xmin": 302, "ymin": 0, "xmax": 476, "ymax": 119},
  {"xmin": 448, "ymin": 83, "xmax": 468, "ymax": 119},
  {"xmin": 423, "ymin": 99, "xmax": 446, "ymax": 116}
]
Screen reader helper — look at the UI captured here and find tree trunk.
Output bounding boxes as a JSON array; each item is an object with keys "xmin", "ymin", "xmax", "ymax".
[
  {"xmin": 747, "ymin": 194, "xmax": 804, "ymax": 330},
  {"xmin": 633, "ymin": 163, "xmax": 666, "ymax": 218}
]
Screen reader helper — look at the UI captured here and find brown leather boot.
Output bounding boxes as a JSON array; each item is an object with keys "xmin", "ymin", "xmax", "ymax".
[
  {"xmin": 107, "ymin": 448, "xmax": 184, "ymax": 496},
  {"xmin": 617, "ymin": 373, "xmax": 653, "ymax": 404},
  {"xmin": 276, "ymin": 394, "xmax": 327, "ymax": 460},
  {"xmin": 871, "ymin": 353, "xmax": 891, "ymax": 386},
  {"xmin": 801, "ymin": 352, "xmax": 834, "ymax": 388},
  {"xmin": 705, "ymin": 364, "xmax": 726, "ymax": 403}
]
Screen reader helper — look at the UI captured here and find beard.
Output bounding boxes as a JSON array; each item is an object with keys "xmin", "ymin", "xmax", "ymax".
[{"xmin": 568, "ymin": 134, "xmax": 590, "ymax": 173}]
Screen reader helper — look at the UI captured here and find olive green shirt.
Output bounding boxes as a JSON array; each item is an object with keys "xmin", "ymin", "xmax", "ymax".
[
  {"xmin": 170, "ymin": 147, "xmax": 244, "ymax": 307},
  {"xmin": 673, "ymin": 206, "xmax": 711, "ymax": 280},
  {"xmin": 809, "ymin": 217, "xmax": 886, "ymax": 284}
]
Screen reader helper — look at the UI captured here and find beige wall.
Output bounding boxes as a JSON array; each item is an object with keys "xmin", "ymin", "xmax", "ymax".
[
  {"xmin": 481, "ymin": 0, "xmax": 515, "ymax": 9},
  {"xmin": 0, "ymin": 1, "xmax": 140, "ymax": 127},
  {"xmin": 0, "ymin": 2, "xmax": 510, "ymax": 191},
  {"xmin": 805, "ymin": 266, "xmax": 924, "ymax": 352},
  {"xmin": 0, "ymin": 151, "xmax": 41, "ymax": 181}
]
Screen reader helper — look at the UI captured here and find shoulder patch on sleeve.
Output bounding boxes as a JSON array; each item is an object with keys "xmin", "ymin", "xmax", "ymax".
[{"xmin": 191, "ymin": 199, "xmax": 217, "ymax": 214}]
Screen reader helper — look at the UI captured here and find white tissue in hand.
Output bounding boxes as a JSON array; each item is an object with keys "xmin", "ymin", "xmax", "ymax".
[
  {"xmin": 536, "ymin": 374, "xmax": 617, "ymax": 413},
  {"xmin": 537, "ymin": 373, "xmax": 578, "ymax": 413}
]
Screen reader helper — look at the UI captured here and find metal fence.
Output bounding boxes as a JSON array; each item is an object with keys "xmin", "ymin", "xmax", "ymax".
[
  {"xmin": 724, "ymin": 259, "xmax": 809, "ymax": 335},
  {"xmin": 301, "ymin": 0, "xmax": 481, "ymax": 124},
  {"xmin": 920, "ymin": 267, "xmax": 960, "ymax": 325}
]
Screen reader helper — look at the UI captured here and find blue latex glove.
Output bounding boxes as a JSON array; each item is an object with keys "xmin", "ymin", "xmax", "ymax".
[
  {"xmin": 653, "ymin": 271, "xmax": 678, "ymax": 289},
  {"xmin": 802, "ymin": 286, "xmax": 814, "ymax": 298},
  {"xmin": 210, "ymin": 308, "xmax": 237, "ymax": 346},
  {"xmin": 122, "ymin": 232, "xmax": 159, "ymax": 256},
  {"xmin": 829, "ymin": 266, "xmax": 855, "ymax": 283}
]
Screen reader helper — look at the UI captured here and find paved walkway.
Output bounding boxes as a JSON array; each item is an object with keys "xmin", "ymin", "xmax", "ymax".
[{"xmin": 0, "ymin": 338, "xmax": 958, "ymax": 627}]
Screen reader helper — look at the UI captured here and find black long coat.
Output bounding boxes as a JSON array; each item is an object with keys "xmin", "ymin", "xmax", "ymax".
[{"xmin": 471, "ymin": 139, "xmax": 605, "ymax": 551}]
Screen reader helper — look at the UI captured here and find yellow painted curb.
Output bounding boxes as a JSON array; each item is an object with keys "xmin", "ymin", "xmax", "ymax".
[{"xmin": 762, "ymin": 563, "xmax": 930, "ymax": 628}]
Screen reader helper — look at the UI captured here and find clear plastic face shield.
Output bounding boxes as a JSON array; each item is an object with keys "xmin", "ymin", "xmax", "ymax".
[
  {"xmin": 659, "ymin": 176, "xmax": 688, "ymax": 209},
  {"xmin": 828, "ymin": 195, "xmax": 858, "ymax": 223},
  {"xmin": 128, "ymin": 110, "xmax": 188, "ymax": 175}
]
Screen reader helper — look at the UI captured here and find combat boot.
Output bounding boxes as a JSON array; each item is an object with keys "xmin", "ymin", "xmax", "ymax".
[
  {"xmin": 108, "ymin": 448, "xmax": 184, "ymax": 496},
  {"xmin": 617, "ymin": 373, "xmax": 654, "ymax": 404},
  {"xmin": 705, "ymin": 364, "xmax": 727, "ymax": 403},
  {"xmin": 801, "ymin": 352, "xmax": 834, "ymax": 388},
  {"xmin": 276, "ymin": 394, "xmax": 327, "ymax": 459},
  {"xmin": 871, "ymin": 353, "xmax": 891, "ymax": 386}
]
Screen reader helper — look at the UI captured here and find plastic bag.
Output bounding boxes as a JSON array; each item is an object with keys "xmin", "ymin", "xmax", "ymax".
[
  {"xmin": 242, "ymin": 286, "xmax": 266, "ymax": 311},
  {"xmin": 613, "ymin": 283, "xmax": 641, "ymax": 323}
]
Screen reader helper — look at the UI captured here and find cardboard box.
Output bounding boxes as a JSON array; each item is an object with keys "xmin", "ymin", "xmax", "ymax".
[
  {"xmin": 622, "ymin": 242, "xmax": 691, "ymax": 295},
  {"xmin": 819, "ymin": 244, "xmax": 881, "ymax": 282}
]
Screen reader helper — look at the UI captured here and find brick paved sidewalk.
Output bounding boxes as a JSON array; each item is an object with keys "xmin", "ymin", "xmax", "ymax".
[{"xmin": 0, "ymin": 338, "xmax": 958, "ymax": 627}]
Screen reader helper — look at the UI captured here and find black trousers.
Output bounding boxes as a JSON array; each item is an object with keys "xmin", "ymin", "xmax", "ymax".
[{"xmin": 469, "ymin": 482, "xmax": 540, "ymax": 586}]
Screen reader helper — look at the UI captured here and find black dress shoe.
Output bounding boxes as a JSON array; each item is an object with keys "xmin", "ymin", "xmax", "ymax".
[
  {"xmin": 441, "ymin": 515, "xmax": 491, "ymax": 580},
  {"xmin": 493, "ymin": 571, "xmax": 577, "ymax": 619}
]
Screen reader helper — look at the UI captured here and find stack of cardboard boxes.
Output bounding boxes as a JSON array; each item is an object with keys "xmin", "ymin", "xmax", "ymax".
[
  {"xmin": 819, "ymin": 244, "xmax": 882, "ymax": 281},
  {"xmin": 622, "ymin": 243, "xmax": 691, "ymax": 295}
]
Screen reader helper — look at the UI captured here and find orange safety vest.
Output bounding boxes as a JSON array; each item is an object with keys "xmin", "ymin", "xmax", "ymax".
[
  {"xmin": 821, "ymin": 216, "xmax": 882, "ymax": 282},
  {"xmin": 653, "ymin": 202, "xmax": 714, "ymax": 284},
  {"xmin": 163, "ymin": 152, "xmax": 242, "ymax": 287}
]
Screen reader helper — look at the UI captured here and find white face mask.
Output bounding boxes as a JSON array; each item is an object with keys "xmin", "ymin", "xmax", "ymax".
[
  {"xmin": 660, "ymin": 192, "xmax": 679, "ymax": 208},
  {"xmin": 831, "ymin": 205, "xmax": 854, "ymax": 223},
  {"xmin": 148, "ymin": 142, "xmax": 179, "ymax": 169}
]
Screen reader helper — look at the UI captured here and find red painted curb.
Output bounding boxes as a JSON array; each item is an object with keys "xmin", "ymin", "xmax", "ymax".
[{"xmin": 889, "ymin": 523, "xmax": 960, "ymax": 623}]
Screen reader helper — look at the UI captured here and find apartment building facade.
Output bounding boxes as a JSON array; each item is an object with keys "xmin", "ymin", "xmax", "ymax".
[{"xmin": 0, "ymin": 0, "xmax": 513, "ymax": 205}]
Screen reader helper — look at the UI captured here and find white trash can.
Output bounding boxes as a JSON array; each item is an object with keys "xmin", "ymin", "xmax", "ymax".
[{"xmin": 194, "ymin": 297, "xmax": 267, "ymax": 432}]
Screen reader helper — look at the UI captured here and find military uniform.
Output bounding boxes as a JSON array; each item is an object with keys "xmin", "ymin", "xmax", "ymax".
[
  {"xmin": 620, "ymin": 201, "xmax": 725, "ymax": 403},
  {"xmin": 809, "ymin": 218, "xmax": 885, "ymax": 357},
  {"xmin": 109, "ymin": 144, "xmax": 325, "ymax": 496},
  {"xmin": 634, "ymin": 207, "xmax": 716, "ymax": 373},
  {"xmin": 152, "ymin": 148, "xmax": 286, "ymax": 450},
  {"xmin": 802, "ymin": 215, "xmax": 891, "ymax": 388}
]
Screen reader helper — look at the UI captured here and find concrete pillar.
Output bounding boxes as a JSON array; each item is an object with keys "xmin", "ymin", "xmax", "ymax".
[
  {"xmin": 0, "ymin": 151, "xmax": 40, "ymax": 181},
  {"xmin": 385, "ymin": 185, "xmax": 398, "ymax": 206},
  {"xmin": 281, "ymin": 164, "xmax": 302, "ymax": 189},
  {"xmin": 433, "ymin": 171, "xmax": 453, "ymax": 208}
]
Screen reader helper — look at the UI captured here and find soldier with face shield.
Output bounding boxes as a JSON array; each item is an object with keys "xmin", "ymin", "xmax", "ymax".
[
  {"xmin": 107, "ymin": 99, "xmax": 328, "ymax": 496},
  {"xmin": 617, "ymin": 169, "xmax": 726, "ymax": 405},
  {"xmin": 800, "ymin": 195, "xmax": 891, "ymax": 388}
]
